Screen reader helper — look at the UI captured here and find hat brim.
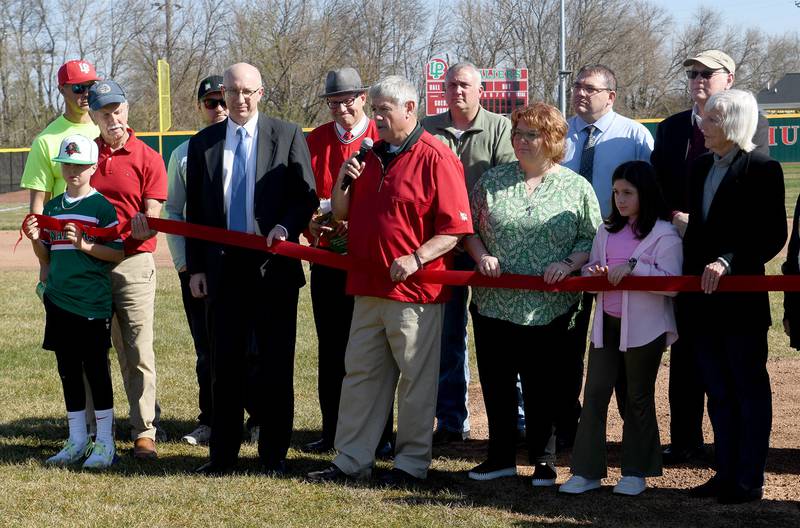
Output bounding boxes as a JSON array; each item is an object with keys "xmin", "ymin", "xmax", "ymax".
[
  {"xmin": 318, "ymin": 87, "xmax": 369, "ymax": 98},
  {"xmin": 198, "ymin": 89, "xmax": 224, "ymax": 101},
  {"xmin": 89, "ymin": 94, "xmax": 127, "ymax": 111},
  {"xmin": 683, "ymin": 58, "xmax": 726, "ymax": 70},
  {"xmin": 59, "ymin": 74, "xmax": 101, "ymax": 87},
  {"xmin": 52, "ymin": 156, "xmax": 96, "ymax": 165}
]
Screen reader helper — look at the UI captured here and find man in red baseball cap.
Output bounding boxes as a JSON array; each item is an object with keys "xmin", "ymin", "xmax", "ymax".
[{"xmin": 21, "ymin": 59, "xmax": 101, "ymax": 282}]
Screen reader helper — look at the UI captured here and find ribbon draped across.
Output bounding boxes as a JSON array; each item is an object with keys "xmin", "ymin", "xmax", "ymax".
[{"xmin": 17, "ymin": 213, "xmax": 800, "ymax": 292}]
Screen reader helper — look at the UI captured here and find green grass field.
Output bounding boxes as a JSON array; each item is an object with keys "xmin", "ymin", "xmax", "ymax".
[
  {"xmin": 0, "ymin": 164, "xmax": 799, "ymax": 526},
  {"xmin": 0, "ymin": 256, "xmax": 798, "ymax": 526}
]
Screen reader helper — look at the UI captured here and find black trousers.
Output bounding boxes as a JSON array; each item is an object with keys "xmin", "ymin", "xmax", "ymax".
[
  {"xmin": 667, "ymin": 312, "xmax": 706, "ymax": 450},
  {"xmin": 471, "ymin": 304, "xmax": 576, "ymax": 466},
  {"xmin": 179, "ymin": 271, "xmax": 212, "ymax": 426},
  {"xmin": 44, "ymin": 294, "xmax": 113, "ymax": 412},
  {"xmin": 310, "ymin": 263, "xmax": 392, "ymax": 446},
  {"xmin": 694, "ymin": 332, "xmax": 772, "ymax": 491},
  {"xmin": 206, "ymin": 250, "xmax": 299, "ymax": 467}
]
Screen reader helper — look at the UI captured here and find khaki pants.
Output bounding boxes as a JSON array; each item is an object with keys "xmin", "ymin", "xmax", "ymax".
[
  {"xmin": 109, "ymin": 252, "xmax": 159, "ymax": 440},
  {"xmin": 333, "ymin": 296, "xmax": 443, "ymax": 479}
]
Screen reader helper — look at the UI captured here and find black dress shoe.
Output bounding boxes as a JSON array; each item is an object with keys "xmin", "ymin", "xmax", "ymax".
[
  {"xmin": 718, "ymin": 486, "xmax": 763, "ymax": 505},
  {"xmin": 689, "ymin": 476, "xmax": 725, "ymax": 498},
  {"xmin": 378, "ymin": 468, "xmax": 424, "ymax": 489},
  {"xmin": 260, "ymin": 459, "xmax": 287, "ymax": 476},
  {"xmin": 662, "ymin": 445, "xmax": 706, "ymax": 465},
  {"xmin": 375, "ymin": 441, "xmax": 394, "ymax": 460},
  {"xmin": 432, "ymin": 428, "xmax": 468, "ymax": 446},
  {"xmin": 307, "ymin": 464, "xmax": 348, "ymax": 482},
  {"xmin": 303, "ymin": 439, "xmax": 334, "ymax": 453},
  {"xmin": 194, "ymin": 461, "xmax": 235, "ymax": 476}
]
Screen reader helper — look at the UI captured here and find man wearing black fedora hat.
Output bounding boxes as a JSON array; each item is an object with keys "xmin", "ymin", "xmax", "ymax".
[{"xmin": 303, "ymin": 67, "xmax": 393, "ymax": 457}]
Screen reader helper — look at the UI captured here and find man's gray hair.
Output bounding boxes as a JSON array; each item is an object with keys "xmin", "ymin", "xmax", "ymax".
[
  {"xmin": 576, "ymin": 64, "xmax": 617, "ymax": 92},
  {"xmin": 369, "ymin": 75, "xmax": 418, "ymax": 109},
  {"xmin": 446, "ymin": 62, "xmax": 482, "ymax": 84},
  {"xmin": 705, "ymin": 89, "xmax": 758, "ymax": 152}
]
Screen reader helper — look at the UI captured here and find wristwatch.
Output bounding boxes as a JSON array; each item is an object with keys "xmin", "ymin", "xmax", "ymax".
[{"xmin": 627, "ymin": 257, "xmax": 637, "ymax": 270}]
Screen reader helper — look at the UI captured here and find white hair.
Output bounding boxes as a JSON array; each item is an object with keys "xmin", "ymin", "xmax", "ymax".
[
  {"xmin": 705, "ymin": 89, "xmax": 758, "ymax": 152},
  {"xmin": 369, "ymin": 75, "xmax": 418, "ymax": 109}
]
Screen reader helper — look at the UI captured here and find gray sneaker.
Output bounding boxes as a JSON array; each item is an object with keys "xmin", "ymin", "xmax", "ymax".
[
  {"xmin": 46, "ymin": 437, "xmax": 93, "ymax": 466},
  {"xmin": 182, "ymin": 425, "xmax": 211, "ymax": 446},
  {"xmin": 83, "ymin": 440, "xmax": 116, "ymax": 469}
]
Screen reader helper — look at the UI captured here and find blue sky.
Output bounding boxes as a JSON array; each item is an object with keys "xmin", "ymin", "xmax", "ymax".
[{"xmin": 667, "ymin": 0, "xmax": 800, "ymax": 34}]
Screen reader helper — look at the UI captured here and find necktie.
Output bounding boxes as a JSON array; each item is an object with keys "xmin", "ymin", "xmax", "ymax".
[
  {"xmin": 578, "ymin": 125, "xmax": 598, "ymax": 183},
  {"xmin": 342, "ymin": 130, "xmax": 353, "ymax": 141},
  {"xmin": 229, "ymin": 127, "xmax": 248, "ymax": 232}
]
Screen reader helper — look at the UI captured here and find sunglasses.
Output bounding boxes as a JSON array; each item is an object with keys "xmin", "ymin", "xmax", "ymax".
[
  {"xmin": 685, "ymin": 69, "xmax": 726, "ymax": 80},
  {"xmin": 202, "ymin": 98, "xmax": 226, "ymax": 110},
  {"xmin": 70, "ymin": 83, "xmax": 95, "ymax": 94}
]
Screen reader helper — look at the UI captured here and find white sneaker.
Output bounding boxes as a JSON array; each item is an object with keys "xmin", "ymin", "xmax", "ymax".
[
  {"xmin": 182, "ymin": 425, "xmax": 211, "ymax": 446},
  {"xmin": 82, "ymin": 440, "xmax": 116, "ymax": 469},
  {"xmin": 559, "ymin": 475, "xmax": 602, "ymax": 494},
  {"xmin": 46, "ymin": 437, "xmax": 92, "ymax": 466},
  {"xmin": 613, "ymin": 476, "xmax": 646, "ymax": 496}
]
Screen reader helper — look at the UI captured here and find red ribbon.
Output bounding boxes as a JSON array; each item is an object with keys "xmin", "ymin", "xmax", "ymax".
[{"xmin": 17, "ymin": 213, "xmax": 800, "ymax": 292}]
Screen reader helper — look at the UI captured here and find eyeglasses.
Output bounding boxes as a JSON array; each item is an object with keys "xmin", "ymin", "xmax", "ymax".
[
  {"xmin": 685, "ymin": 69, "xmax": 726, "ymax": 80},
  {"xmin": 70, "ymin": 83, "xmax": 95, "ymax": 94},
  {"xmin": 202, "ymin": 98, "xmax": 226, "ymax": 110},
  {"xmin": 571, "ymin": 82, "xmax": 612, "ymax": 96},
  {"xmin": 223, "ymin": 86, "xmax": 262, "ymax": 99},
  {"xmin": 326, "ymin": 97, "xmax": 356, "ymax": 109},
  {"xmin": 511, "ymin": 129, "xmax": 539, "ymax": 142}
]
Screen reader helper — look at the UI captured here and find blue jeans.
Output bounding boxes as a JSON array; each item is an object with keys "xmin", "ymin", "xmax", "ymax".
[{"xmin": 436, "ymin": 252, "xmax": 472, "ymax": 433}]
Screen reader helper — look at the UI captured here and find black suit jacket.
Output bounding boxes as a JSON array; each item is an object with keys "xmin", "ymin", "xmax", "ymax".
[
  {"xmin": 783, "ymin": 194, "xmax": 800, "ymax": 347},
  {"xmin": 682, "ymin": 149, "xmax": 786, "ymax": 331},
  {"xmin": 185, "ymin": 114, "xmax": 318, "ymax": 295},
  {"xmin": 651, "ymin": 109, "xmax": 769, "ymax": 212}
]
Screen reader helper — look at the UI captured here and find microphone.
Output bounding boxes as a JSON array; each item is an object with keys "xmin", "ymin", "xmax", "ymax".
[{"xmin": 341, "ymin": 137, "xmax": 374, "ymax": 191}]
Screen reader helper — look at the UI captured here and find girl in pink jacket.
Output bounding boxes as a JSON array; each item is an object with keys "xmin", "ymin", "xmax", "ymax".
[{"xmin": 560, "ymin": 160, "xmax": 683, "ymax": 497}]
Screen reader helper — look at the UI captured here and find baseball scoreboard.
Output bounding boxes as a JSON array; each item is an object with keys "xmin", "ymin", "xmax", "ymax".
[{"xmin": 425, "ymin": 59, "xmax": 529, "ymax": 116}]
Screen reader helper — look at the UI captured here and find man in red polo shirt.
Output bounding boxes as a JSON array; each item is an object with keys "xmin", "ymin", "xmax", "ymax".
[
  {"xmin": 307, "ymin": 75, "xmax": 472, "ymax": 486},
  {"xmin": 87, "ymin": 80, "xmax": 167, "ymax": 459}
]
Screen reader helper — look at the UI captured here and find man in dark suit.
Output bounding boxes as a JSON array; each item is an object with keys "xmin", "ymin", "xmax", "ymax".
[
  {"xmin": 682, "ymin": 89, "xmax": 785, "ymax": 503},
  {"xmin": 650, "ymin": 50, "xmax": 769, "ymax": 464},
  {"xmin": 185, "ymin": 62, "xmax": 318, "ymax": 475}
]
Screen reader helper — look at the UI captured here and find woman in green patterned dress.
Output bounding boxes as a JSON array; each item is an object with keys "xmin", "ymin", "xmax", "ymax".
[{"xmin": 464, "ymin": 102, "xmax": 602, "ymax": 486}]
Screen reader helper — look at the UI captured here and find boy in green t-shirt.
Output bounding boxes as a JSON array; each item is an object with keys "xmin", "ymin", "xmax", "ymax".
[{"xmin": 22, "ymin": 134, "xmax": 123, "ymax": 469}]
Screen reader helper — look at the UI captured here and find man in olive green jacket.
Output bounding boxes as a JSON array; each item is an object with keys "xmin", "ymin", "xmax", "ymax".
[{"xmin": 422, "ymin": 62, "xmax": 516, "ymax": 445}]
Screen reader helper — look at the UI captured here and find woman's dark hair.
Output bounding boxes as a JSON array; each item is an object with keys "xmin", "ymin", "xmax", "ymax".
[{"xmin": 605, "ymin": 160, "xmax": 670, "ymax": 238}]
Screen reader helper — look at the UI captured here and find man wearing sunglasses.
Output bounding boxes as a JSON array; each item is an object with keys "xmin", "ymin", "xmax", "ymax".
[
  {"xmin": 651, "ymin": 49, "xmax": 769, "ymax": 466},
  {"xmin": 560, "ymin": 64, "xmax": 654, "ymax": 453},
  {"xmin": 21, "ymin": 59, "xmax": 100, "ymax": 280},
  {"xmin": 162, "ymin": 75, "xmax": 228, "ymax": 448}
]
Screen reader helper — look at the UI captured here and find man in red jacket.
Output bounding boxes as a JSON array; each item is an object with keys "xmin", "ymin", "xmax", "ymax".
[{"xmin": 308, "ymin": 75, "xmax": 473, "ymax": 486}]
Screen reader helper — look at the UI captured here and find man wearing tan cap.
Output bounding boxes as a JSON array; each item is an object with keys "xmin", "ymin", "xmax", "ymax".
[{"xmin": 651, "ymin": 49, "xmax": 769, "ymax": 465}]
